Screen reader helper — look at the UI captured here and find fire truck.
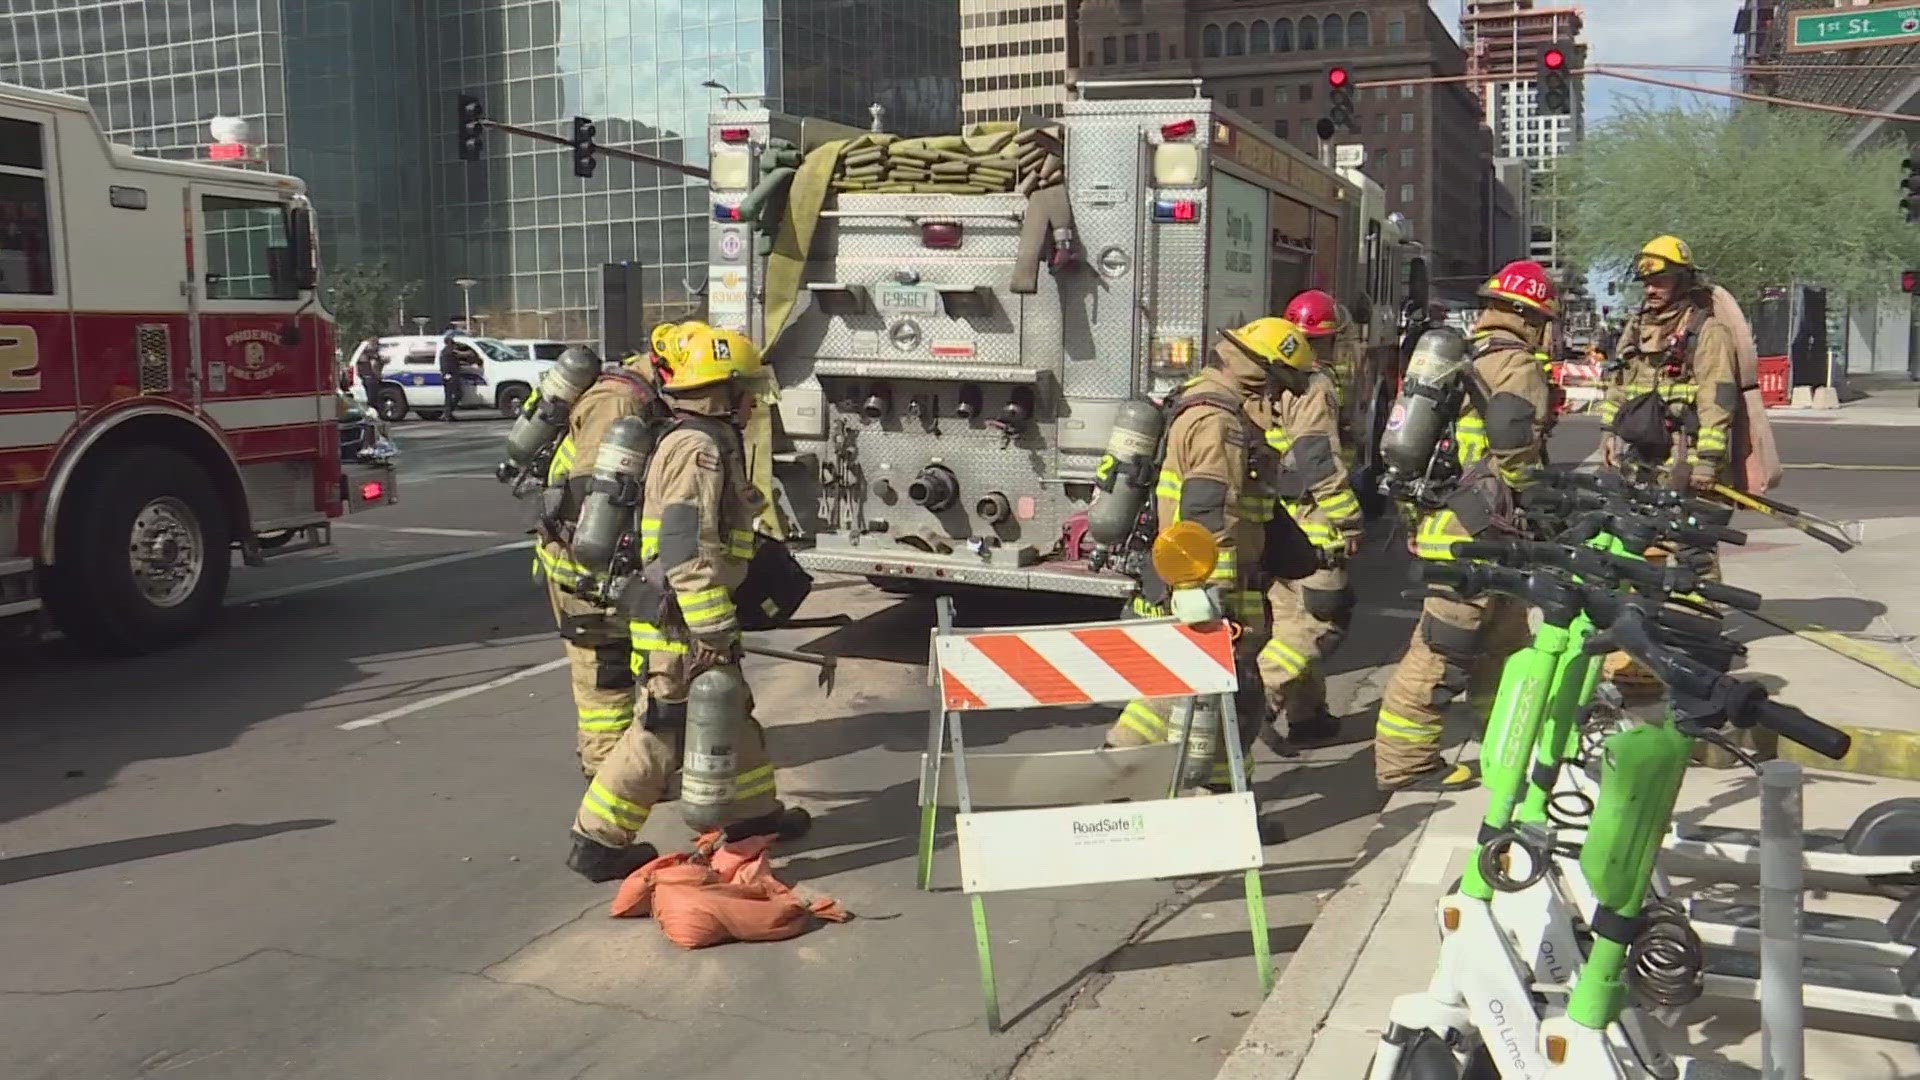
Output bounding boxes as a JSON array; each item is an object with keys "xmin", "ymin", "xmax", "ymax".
[
  {"xmin": 0, "ymin": 84, "xmax": 395, "ymax": 655},
  {"xmin": 705, "ymin": 84, "xmax": 1427, "ymax": 597}
]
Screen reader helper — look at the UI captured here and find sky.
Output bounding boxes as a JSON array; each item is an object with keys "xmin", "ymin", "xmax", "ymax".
[{"xmin": 1427, "ymin": 0, "xmax": 1744, "ymax": 124}]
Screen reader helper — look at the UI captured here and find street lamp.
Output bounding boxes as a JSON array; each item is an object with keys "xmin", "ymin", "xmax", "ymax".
[
  {"xmin": 412, "ymin": 317, "xmax": 429, "ymax": 334},
  {"xmin": 453, "ymin": 277, "xmax": 478, "ymax": 331},
  {"xmin": 701, "ymin": 79, "xmax": 742, "ymax": 109}
]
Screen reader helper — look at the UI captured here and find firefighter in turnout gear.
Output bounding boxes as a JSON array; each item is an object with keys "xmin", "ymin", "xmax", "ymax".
[
  {"xmin": 1254, "ymin": 292, "xmax": 1364, "ymax": 751},
  {"xmin": 566, "ymin": 328, "xmax": 809, "ymax": 883},
  {"xmin": 1373, "ymin": 261, "xmax": 1556, "ymax": 792},
  {"xmin": 1103, "ymin": 317, "xmax": 1317, "ymax": 846},
  {"xmin": 534, "ymin": 343, "xmax": 674, "ymax": 776},
  {"xmin": 1600, "ymin": 235, "xmax": 1741, "ymax": 495}
]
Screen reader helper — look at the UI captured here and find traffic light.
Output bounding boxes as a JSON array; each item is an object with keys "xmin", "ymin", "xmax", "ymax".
[
  {"xmin": 1536, "ymin": 41, "xmax": 1573, "ymax": 116},
  {"xmin": 457, "ymin": 93, "xmax": 484, "ymax": 162},
  {"xmin": 570, "ymin": 116, "xmax": 598, "ymax": 179},
  {"xmin": 1326, "ymin": 66, "xmax": 1358, "ymax": 135},
  {"xmin": 1903, "ymin": 271, "xmax": 1918, "ymax": 293},
  {"xmin": 1902, "ymin": 158, "xmax": 1920, "ymax": 223}
]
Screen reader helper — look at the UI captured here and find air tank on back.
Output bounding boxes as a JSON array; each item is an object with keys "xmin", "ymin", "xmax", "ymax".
[
  {"xmin": 1085, "ymin": 398, "xmax": 1167, "ymax": 552},
  {"xmin": 1380, "ymin": 326, "xmax": 1471, "ymax": 480},
  {"xmin": 500, "ymin": 346, "xmax": 603, "ymax": 475},
  {"xmin": 569, "ymin": 416, "xmax": 655, "ymax": 578}
]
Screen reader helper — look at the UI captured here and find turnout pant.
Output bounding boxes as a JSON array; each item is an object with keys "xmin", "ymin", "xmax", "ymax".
[
  {"xmin": 545, "ymin": 573, "xmax": 641, "ymax": 777},
  {"xmin": 572, "ymin": 651, "xmax": 780, "ymax": 850},
  {"xmin": 1258, "ymin": 564, "xmax": 1353, "ymax": 734},
  {"xmin": 1373, "ymin": 589, "xmax": 1532, "ymax": 788}
]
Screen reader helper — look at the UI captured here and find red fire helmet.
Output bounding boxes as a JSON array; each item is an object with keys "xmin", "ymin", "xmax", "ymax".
[
  {"xmin": 1283, "ymin": 289, "xmax": 1341, "ymax": 338},
  {"xmin": 1479, "ymin": 260, "xmax": 1557, "ymax": 318}
]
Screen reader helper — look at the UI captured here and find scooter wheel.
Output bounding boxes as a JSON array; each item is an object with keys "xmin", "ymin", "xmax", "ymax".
[
  {"xmin": 1460, "ymin": 1045, "xmax": 1499, "ymax": 1080},
  {"xmin": 1390, "ymin": 1031, "xmax": 1464, "ymax": 1080}
]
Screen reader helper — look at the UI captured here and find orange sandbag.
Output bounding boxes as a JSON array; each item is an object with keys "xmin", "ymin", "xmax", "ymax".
[{"xmin": 608, "ymin": 831, "xmax": 850, "ymax": 949}]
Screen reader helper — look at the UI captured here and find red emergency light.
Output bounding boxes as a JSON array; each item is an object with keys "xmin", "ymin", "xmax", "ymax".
[
  {"xmin": 1160, "ymin": 119, "xmax": 1197, "ymax": 141},
  {"xmin": 719, "ymin": 127, "xmax": 751, "ymax": 144},
  {"xmin": 712, "ymin": 204, "xmax": 742, "ymax": 221},
  {"xmin": 921, "ymin": 221, "xmax": 963, "ymax": 249},
  {"xmin": 1152, "ymin": 199, "xmax": 1199, "ymax": 222},
  {"xmin": 1327, "ymin": 67, "xmax": 1351, "ymax": 89},
  {"xmin": 1542, "ymin": 47, "xmax": 1567, "ymax": 71},
  {"xmin": 1903, "ymin": 270, "xmax": 1917, "ymax": 294},
  {"xmin": 208, "ymin": 142, "xmax": 247, "ymax": 161},
  {"xmin": 361, "ymin": 481, "xmax": 385, "ymax": 503}
]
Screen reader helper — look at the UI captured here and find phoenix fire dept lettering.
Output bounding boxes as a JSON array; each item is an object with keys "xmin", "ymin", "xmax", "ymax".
[
  {"xmin": 0, "ymin": 325, "xmax": 39, "ymax": 392},
  {"xmin": 225, "ymin": 327, "xmax": 286, "ymax": 382}
]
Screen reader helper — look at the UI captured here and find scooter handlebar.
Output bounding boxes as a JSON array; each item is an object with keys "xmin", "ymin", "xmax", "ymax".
[
  {"xmin": 1748, "ymin": 699, "xmax": 1852, "ymax": 761},
  {"xmin": 1695, "ymin": 579, "xmax": 1764, "ymax": 612}
]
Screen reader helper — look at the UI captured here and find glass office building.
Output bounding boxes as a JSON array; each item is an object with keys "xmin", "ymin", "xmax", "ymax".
[{"xmin": 0, "ymin": 0, "xmax": 959, "ymax": 340}]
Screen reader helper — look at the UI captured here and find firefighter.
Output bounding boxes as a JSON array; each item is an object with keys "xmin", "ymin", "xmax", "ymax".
[
  {"xmin": 1257, "ymin": 290, "xmax": 1363, "ymax": 750},
  {"xmin": 1103, "ymin": 317, "xmax": 1317, "ymax": 845},
  {"xmin": 566, "ymin": 328, "xmax": 806, "ymax": 883},
  {"xmin": 1599, "ymin": 235, "xmax": 1741, "ymax": 496},
  {"xmin": 1373, "ymin": 261, "xmax": 1557, "ymax": 793},
  {"xmin": 535, "ymin": 338, "xmax": 684, "ymax": 778}
]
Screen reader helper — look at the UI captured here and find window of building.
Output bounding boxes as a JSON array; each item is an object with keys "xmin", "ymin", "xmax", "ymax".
[
  {"xmin": 1300, "ymin": 83, "xmax": 1313, "ymax": 102},
  {"xmin": 1249, "ymin": 87, "xmax": 1265, "ymax": 108},
  {"xmin": 1400, "ymin": 147, "xmax": 1414, "ymax": 169},
  {"xmin": 1275, "ymin": 18, "xmax": 1294, "ymax": 52},
  {"xmin": 1274, "ymin": 84, "xmax": 1292, "ymax": 103},
  {"xmin": 0, "ymin": 118, "xmax": 53, "ymax": 297},
  {"xmin": 1349, "ymin": 12, "xmax": 1371, "ymax": 47},
  {"xmin": 1402, "ymin": 84, "xmax": 1415, "ymax": 99},
  {"xmin": 1125, "ymin": 33, "xmax": 1139, "ymax": 62},
  {"xmin": 1275, "ymin": 118, "xmax": 1290, "ymax": 139},
  {"xmin": 1299, "ymin": 16, "xmax": 1319, "ymax": 50},
  {"xmin": 203, "ymin": 194, "xmax": 297, "ymax": 301},
  {"xmin": 1399, "ymin": 184, "xmax": 1414, "ymax": 205},
  {"xmin": 1375, "ymin": 147, "xmax": 1390, "ymax": 170},
  {"xmin": 1147, "ymin": 31, "xmax": 1161, "ymax": 61},
  {"xmin": 1250, "ymin": 19, "xmax": 1270, "ymax": 53},
  {"xmin": 1386, "ymin": 19, "xmax": 1405, "ymax": 45},
  {"xmin": 1401, "ymin": 112, "xmax": 1414, "ymax": 133},
  {"xmin": 1375, "ymin": 112, "xmax": 1387, "ymax": 134},
  {"xmin": 1324, "ymin": 14, "xmax": 1345, "ymax": 49},
  {"xmin": 1170, "ymin": 43, "xmax": 1179, "ymax": 59},
  {"xmin": 1225, "ymin": 90, "xmax": 1240, "ymax": 108},
  {"xmin": 1103, "ymin": 36, "xmax": 1117, "ymax": 65},
  {"xmin": 1227, "ymin": 22, "xmax": 1246, "ymax": 56},
  {"xmin": 1203, "ymin": 24, "xmax": 1222, "ymax": 57}
]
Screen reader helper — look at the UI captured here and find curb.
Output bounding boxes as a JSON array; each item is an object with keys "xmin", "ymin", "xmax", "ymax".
[
  {"xmin": 1779, "ymin": 723, "xmax": 1920, "ymax": 781},
  {"xmin": 1213, "ymin": 782, "xmax": 1446, "ymax": 1080}
]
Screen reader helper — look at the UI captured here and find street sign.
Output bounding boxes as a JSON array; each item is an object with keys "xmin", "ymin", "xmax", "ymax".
[{"xmin": 1787, "ymin": 0, "xmax": 1920, "ymax": 54}]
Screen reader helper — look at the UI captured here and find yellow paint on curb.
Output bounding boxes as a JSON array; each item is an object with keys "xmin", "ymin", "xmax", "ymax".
[
  {"xmin": 1748, "ymin": 607, "xmax": 1920, "ymax": 692},
  {"xmin": 1779, "ymin": 723, "xmax": 1920, "ymax": 781}
]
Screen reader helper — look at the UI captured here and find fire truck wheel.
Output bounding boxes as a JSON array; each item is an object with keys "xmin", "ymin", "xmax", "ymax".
[{"xmin": 46, "ymin": 447, "xmax": 231, "ymax": 656}]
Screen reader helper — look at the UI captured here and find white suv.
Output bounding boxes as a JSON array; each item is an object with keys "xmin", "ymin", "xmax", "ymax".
[{"xmin": 348, "ymin": 335, "xmax": 552, "ymax": 422}]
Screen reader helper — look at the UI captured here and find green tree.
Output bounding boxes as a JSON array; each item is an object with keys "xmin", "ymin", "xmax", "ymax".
[
  {"xmin": 1556, "ymin": 101, "xmax": 1920, "ymax": 306},
  {"xmin": 324, "ymin": 263, "xmax": 421, "ymax": 353}
]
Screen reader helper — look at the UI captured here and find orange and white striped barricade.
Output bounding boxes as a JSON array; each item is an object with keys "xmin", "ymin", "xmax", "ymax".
[{"xmin": 914, "ymin": 597, "xmax": 1271, "ymax": 1031}]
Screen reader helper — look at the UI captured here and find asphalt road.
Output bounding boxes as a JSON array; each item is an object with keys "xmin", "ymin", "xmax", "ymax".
[{"xmin": 2, "ymin": 413, "xmax": 1909, "ymax": 1080}]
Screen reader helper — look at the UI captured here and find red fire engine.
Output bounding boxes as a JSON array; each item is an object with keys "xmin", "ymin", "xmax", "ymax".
[{"xmin": 0, "ymin": 84, "xmax": 395, "ymax": 655}]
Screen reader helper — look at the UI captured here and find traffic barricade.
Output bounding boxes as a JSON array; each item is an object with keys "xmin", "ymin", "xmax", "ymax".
[{"xmin": 913, "ymin": 594, "xmax": 1272, "ymax": 1031}]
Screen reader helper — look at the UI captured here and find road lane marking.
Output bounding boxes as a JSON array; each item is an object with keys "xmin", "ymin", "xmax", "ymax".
[
  {"xmin": 232, "ymin": 539, "xmax": 534, "ymax": 605},
  {"xmin": 331, "ymin": 522, "xmax": 509, "ymax": 538},
  {"xmin": 338, "ymin": 657, "xmax": 570, "ymax": 730},
  {"xmin": 1782, "ymin": 463, "xmax": 1920, "ymax": 472}
]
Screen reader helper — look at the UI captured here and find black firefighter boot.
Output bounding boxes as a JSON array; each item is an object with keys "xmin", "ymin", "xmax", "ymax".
[
  {"xmin": 722, "ymin": 803, "xmax": 813, "ymax": 843},
  {"xmin": 565, "ymin": 830, "xmax": 660, "ymax": 883}
]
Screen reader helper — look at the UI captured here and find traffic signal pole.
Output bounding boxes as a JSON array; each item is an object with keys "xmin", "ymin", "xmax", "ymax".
[{"xmin": 476, "ymin": 117, "xmax": 710, "ymax": 179}]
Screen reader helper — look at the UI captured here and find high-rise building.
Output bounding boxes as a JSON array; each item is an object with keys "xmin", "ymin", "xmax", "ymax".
[
  {"xmin": 1460, "ymin": 1, "xmax": 1584, "ymax": 278},
  {"xmin": 0, "ymin": 1, "xmax": 960, "ymax": 339},
  {"xmin": 1075, "ymin": 1, "xmax": 1497, "ymax": 300},
  {"xmin": 961, "ymin": 2, "xmax": 1078, "ymax": 126}
]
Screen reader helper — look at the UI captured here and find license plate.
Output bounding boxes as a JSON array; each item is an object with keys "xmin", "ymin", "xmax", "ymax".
[{"xmin": 876, "ymin": 285, "xmax": 940, "ymax": 316}]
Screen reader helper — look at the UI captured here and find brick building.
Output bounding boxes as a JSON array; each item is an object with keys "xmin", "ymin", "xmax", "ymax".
[{"xmin": 1076, "ymin": 0, "xmax": 1498, "ymax": 298}]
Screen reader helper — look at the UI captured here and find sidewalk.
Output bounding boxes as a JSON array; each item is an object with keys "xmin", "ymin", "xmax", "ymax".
[
  {"xmin": 1767, "ymin": 375, "xmax": 1920, "ymax": 427},
  {"xmin": 1721, "ymin": 516, "xmax": 1920, "ymax": 779},
  {"xmin": 1215, "ymin": 529, "xmax": 1920, "ymax": 1080}
]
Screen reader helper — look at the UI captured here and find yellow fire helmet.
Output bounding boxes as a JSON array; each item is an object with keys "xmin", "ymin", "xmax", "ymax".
[
  {"xmin": 650, "ymin": 322, "xmax": 677, "ymax": 358},
  {"xmin": 1223, "ymin": 316, "xmax": 1316, "ymax": 371},
  {"xmin": 662, "ymin": 327, "xmax": 768, "ymax": 395},
  {"xmin": 1634, "ymin": 235, "xmax": 1694, "ymax": 280}
]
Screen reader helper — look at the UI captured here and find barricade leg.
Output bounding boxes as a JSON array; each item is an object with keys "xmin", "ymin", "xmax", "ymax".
[
  {"xmin": 916, "ymin": 597, "xmax": 957, "ymax": 891},
  {"xmin": 1219, "ymin": 690, "xmax": 1275, "ymax": 995},
  {"xmin": 945, "ymin": 679, "xmax": 1003, "ymax": 1030}
]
